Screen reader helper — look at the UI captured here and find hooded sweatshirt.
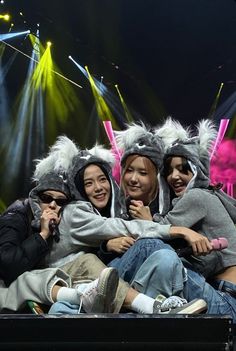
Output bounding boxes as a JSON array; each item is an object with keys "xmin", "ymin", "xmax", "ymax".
[
  {"xmin": 0, "ymin": 172, "xmax": 70, "ymax": 285},
  {"xmin": 45, "ymin": 149, "xmax": 171, "ymax": 268},
  {"xmin": 154, "ymin": 121, "xmax": 236, "ymax": 278}
]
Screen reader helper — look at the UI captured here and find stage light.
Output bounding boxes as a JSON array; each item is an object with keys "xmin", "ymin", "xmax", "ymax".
[
  {"xmin": 0, "ymin": 13, "xmax": 10, "ymax": 21},
  {"xmin": 0, "ymin": 30, "xmax": 30, "ymax": 41},
  {"xmin": 47, "ymin": 41, "xmax": 52, "ymax": 47},
  {"xmin": 84, "ymin": 65, "xmax": 119, "ymax": 129},
  {"xmin": 69, "ymin": 55, "xmax": 131, "ymax": 132},
  {"xmin": 114, "ymin": 84, "xmax": 133, "ymax": 123}
]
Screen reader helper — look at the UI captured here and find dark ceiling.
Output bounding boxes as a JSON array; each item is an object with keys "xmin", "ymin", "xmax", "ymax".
[{"xmin": 2, "ymin": 0, "xmax": 236, "ymax": 128}]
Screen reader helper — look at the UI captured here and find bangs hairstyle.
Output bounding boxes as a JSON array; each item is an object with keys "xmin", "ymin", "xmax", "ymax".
[
  {"xmin": 75, "ymin": 162, "xmax": 111, "ymax": 201},
  {"xmin": 121, "ymin": 154, "xmax": 158, "ymax": 204},
  {"xmin": 163, "ymin": 156, "xmax": 192, "ymax": 179}
]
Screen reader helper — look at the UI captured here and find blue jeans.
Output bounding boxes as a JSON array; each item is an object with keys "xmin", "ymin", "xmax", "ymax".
[
  {"xmin": 108, "ymin": 238, "xmax": 173, "ymax": 284},
  {"xmin": 48, "ymin": 301, "xmax": 83, "ymax": 314},
  {"xmin": 184, "ymin": 269, "xmax": 236, "ymax": 323},
  {"xmin": 131, "ymin": 249, "xmax": 187, "ymax": 298}
]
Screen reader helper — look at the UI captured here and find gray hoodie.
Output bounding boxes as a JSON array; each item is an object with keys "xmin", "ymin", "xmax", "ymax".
[
  {"xmin": 45, "ymin": 150, "xmax": 171, "ymax": 267},
  {"xmin": 154, "ymin": 120, "xmax": 236, "ymax": 278}
]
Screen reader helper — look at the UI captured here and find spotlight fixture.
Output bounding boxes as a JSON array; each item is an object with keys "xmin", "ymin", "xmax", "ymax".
[{"xmin": 0, "ymin": 13, "xmax": 10, "ymax": 21}]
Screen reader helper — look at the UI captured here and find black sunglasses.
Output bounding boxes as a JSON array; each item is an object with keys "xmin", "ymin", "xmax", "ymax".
[{"xmin": 38, "ymin": 193, "xmax": 68, "ymax": 207}]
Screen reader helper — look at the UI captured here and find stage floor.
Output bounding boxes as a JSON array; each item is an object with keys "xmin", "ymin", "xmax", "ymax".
[{"xmin": 0, "ymin": 313, "xmax": 234, "ymax": 350}]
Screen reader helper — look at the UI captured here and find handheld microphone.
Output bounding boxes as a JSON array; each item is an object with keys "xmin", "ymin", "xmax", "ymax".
[
  {"xmin": 49, "ymin": 219, "xmax": 60, "ymax": 243},
  {"xmin": 176, "ymin": 237, "xmax": 228, "ymax": 257},
  {"xmin": 126, "ymin": 196, "xmax": 133, "ymax": 219}
]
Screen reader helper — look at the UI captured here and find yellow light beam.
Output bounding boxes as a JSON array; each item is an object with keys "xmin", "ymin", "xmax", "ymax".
[
  {"xmin": 0, "ymin": 39, "xmax": 83, "ymax": 89},
  {"xmin": 208, "ymin": 82, "xmax": 224, "ymax": 119},
  {"xmin": 85, "ymin": 65, "xmax": 119, "ymax": 129},
  {"xmin": 32, "ymin": 44, "xmax": 53, "ymax": 90},
  {"xmin": 115, "ymin": 84, "xmax": 133, "ymax": 123},
  {"xmin": 29, "ymin": 41, "xmax": 82, "ymax": 126}
]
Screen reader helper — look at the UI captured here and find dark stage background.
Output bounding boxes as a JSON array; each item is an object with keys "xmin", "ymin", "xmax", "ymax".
[{"xmin": 1, "ymin": 0, "xmax": 236, "ymax": 208}]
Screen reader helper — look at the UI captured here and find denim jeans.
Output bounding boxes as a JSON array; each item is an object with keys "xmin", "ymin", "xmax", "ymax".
[
  {"xmin": 131, "ymin": 249, "xmax": 187, "ymax": 298},
  {"xmin": 108, "ymin": 238, "xmax": 173, "ymax": 284},
  {"xmin": 48, "ymin": 301, "xmax": 83, "ymax": 314},
  {"xmin": 184, "ymin": 268, "xmax": 236, "ymax": 323},
  {"xmin": 48, "ymin": 249, "xmax": 185, "ymax": 314}
]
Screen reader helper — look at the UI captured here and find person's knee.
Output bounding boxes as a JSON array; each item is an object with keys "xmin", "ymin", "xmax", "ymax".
[
  {"xmin": 134, "ymin": 238, "xmax": 168, "ymax": 252},
  {"xmin": 149, "ymin": 249, "xmax": 181, "ymax": 269},
  {"xmin": 76, "ymin": 253, "xmax": 107, "ymax": 276},
  {"xmin": 133, "ymin": 239, "xmax": 152, "ymax": 249},
  {"xmin": 80, "ymin": 253, "xmax": 105, "ymax": 267}
]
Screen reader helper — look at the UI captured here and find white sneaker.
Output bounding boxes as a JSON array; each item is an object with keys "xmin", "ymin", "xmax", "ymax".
[
  {"xmin": 153, "ymin": 294, "xmax": 207, "ymax": 314},
  {"xmin": 76, "ymin": 267, "xmax": 119, "ymax": 313}
]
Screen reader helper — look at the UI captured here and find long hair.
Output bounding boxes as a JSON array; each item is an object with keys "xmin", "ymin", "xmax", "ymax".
[{"xmin": 121, "ymin": 154, "xmax": 158, "ymax": 205}]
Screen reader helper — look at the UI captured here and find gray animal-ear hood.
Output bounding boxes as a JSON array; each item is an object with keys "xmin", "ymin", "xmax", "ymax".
[
  {"xmin": 115, "ymin": 121, "xmax": 166, "ymax": 216},
  {"xmin": 158, "ymin": 119, "xmax": 218, "ymax": 214},
  {"xmin": 29, "ymin": 171, "xmax": 70, "ymax": 231},
  {"xmin": 29, "ymin": 135, "xmax": 78, "ymax": 229},
  {"xmin": 68, "ymin": 144, "xmax": 115, "ymax": 200},
  {"xmin": 68, "ymin": 144, "xmax": 121, "ymax": 217},
  {"xmin": 115, "ymin": 121, "xmax": 165, "ymax": 170}
]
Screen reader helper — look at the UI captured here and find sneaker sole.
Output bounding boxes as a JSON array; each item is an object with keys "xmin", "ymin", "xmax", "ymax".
[
  {"xmin": 90, "ymin": 267, "xmax": 119, "ymax": 313},
  {"xmin": 169, "ymin": 298, "xmax": 207, "ymax": 314}
]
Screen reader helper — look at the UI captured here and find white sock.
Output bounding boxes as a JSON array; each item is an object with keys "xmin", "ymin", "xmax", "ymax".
[
  {"xmin": 56, "ymin": 287, "xmax": 79, "ymax": 305},
  {"xmin": 130, "ymin": 293, "xmax": 155, "ymax": 314},
  {"xmin": 56, "ymin": 280, "xmax": 99, "ymax": 305}
]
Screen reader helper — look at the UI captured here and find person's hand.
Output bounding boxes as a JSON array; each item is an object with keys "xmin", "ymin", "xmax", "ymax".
[
  {"xmin": 106, "ymin": 237, "xmax": 136, "ymax": 254},
  {"xmin": 129, "ymin": 200, "xmax": 153, "ymax": 220},
  {"xmin": 170, "ymin": 227, "xmax": 212, "ymax": 256},
  {"xmin": 40, "ymin": 209, "xmax": 60, "ymax": 240}
]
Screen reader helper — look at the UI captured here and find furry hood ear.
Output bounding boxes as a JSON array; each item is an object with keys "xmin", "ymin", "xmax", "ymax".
[
  {"xmin": 159, "ymin": 119, "xmax": 218, "ymax": 214},
  {"xmin": 114, "ymin": 121, "xmax": 165, "ymax": 170},
  {"xmin": 33, "ymin": 135, "xmax": 79, "ymax": 181},
  {"xmin": 196, "ymin": 119, "xmax": 218, "ymax": 156},
  {"xmin": 67, "ymin": 144, "xmax": 118, "ymax": 201},
  {"xmin": 155, "ymin": 116, "xmax": 191, "ymax": 151},
  {"xmin": 88, "ymin": 144, "xmax": 116, "ymax": 168},
  {"xmin": 114, "ymin": 121, "xmax": 152, "ymax": 150}
]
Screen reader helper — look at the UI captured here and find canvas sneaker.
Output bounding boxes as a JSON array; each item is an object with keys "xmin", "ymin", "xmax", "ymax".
[
  {"xmin": 153, "ymin": 294, "xmax": 207, "ymax": 314},
  {"xmin": 76, "ymin": 267, "xmax": 119, "ymax": 313}
]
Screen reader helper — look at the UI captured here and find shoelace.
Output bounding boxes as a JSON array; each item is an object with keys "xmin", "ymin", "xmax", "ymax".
[
  {"xmin": 77, "ymin": 297, "xmax": 83, "ymax": 314},
  {"xmin": 76, "ymin": 281, "xmax": 98, "ymax": 314},
  {"xmin": 161, "ymin": 296, "xmax": 188, "ymax": 309}
]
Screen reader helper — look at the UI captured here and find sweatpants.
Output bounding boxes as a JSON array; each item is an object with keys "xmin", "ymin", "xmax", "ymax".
[
  {"xmin": 60, "ymin": 253, "xmax": 130, "ymax": 312},
  {"xmin": 0, "ymin": 267, "xmax": 70, "ymax": 312}
]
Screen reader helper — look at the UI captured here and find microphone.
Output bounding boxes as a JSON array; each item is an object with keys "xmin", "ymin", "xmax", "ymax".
[
  {"xmin": 176, "ymin": 237, "xmax": 228, "ymax": 257},
  {"xmin": 126, "ymin": 196, "xmax": 133, "ymax": 219},
  {"xmin": 49, "ymin": 219, "xmax": 60, "ymax": 243}
]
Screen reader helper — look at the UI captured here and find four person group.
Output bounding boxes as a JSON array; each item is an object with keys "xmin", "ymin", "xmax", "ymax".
[{"xmin": 0, "ymin": 117, "xmax": 236, "ymax": 323}]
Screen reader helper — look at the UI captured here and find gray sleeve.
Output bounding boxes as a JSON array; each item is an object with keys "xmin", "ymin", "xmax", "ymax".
[
  {"xmin": 153, "ymin": 190, "xmax": 206, "ymax": 227},
  {"xmin": 61, "ymin": 201, "xmax": 171, "ymax": 247}
]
